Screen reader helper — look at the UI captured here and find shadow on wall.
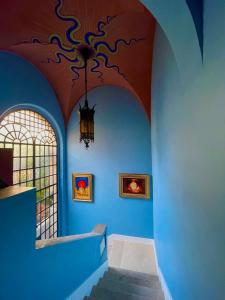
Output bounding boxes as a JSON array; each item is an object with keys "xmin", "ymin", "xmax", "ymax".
[{"xmin": 186, "ymin": 0, "xmax": 204, "ymax": 55}]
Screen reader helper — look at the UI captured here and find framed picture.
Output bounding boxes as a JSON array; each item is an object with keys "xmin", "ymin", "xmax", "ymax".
[
  {"xmin": 119, "ymin": 173, "xmax": 150, "ymax": 199},
  {"xmin": 72, "ymin": 173, "xmax": 93, "ymax": 202}
]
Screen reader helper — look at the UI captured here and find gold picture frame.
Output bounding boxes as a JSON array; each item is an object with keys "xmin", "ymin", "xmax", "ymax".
[
  {"xmin": 72, "ymin": 173, "xmax": 93, "ymax": 202},
  {"xmin": 119, "ymin": 173, "xmax": 150, "ymax": 199}
]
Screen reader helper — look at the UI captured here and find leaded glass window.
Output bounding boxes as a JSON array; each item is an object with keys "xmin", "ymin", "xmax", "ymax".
[{"xmin": 0, "ymin": 110, "xmax": 58, "ymax": 239}]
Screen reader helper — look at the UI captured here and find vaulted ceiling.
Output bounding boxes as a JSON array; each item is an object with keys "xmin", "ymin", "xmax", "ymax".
[{"xmin": 0, "ymin": 0, "xmax": 156, "ymax": 123}]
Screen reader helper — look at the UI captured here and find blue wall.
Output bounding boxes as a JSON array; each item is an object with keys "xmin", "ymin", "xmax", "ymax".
[
  {"xmin": 152, "ymin": 12, "xmax": 225, "ymax": 300},
  {"xmin": 0, "ymin": 188, "xmax": 106, "ymax": 300},
  {"xmin": 67, "ymin": 86, "xmax": 153, "ymax": 238},
  {"xmin": 0, "ymin": 51, "xmax": 67, "ymax": 235},
  {"xmin": 0, "ymin": 51, "xmax": 107, "ymax": 300}
]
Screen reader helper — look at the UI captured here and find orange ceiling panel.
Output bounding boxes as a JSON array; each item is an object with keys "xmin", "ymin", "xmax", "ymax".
[{"xmin": 0, "ymin": 0, "xmax": 155, "ymax": 123}]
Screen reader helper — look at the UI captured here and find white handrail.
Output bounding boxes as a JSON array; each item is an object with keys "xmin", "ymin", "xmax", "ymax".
[{"xmin": 36, "ymin": 224, "xmax": 107, "ymax": 249}]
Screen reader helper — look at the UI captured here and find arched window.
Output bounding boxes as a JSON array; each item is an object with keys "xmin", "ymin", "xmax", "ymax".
[{"xmin": 0, "ymin": 110, "xmax": 58, "ymax": 240}]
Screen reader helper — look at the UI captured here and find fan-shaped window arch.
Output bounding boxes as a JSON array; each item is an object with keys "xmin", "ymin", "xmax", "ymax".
[{"xmin": 0, "ymin": 109, "xmax": 58, "ymax": 239}]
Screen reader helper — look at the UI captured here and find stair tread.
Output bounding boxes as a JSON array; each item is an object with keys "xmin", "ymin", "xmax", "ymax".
[
  {"xmin": 108, "ymin": 267, "xmax": 159, "ymax": 281},
  {"xmin": 98, "ymin": 277, "xmax": 164, "ymax": 298},
  {"xmin": 92, "ymin": 286, "xmax": 160, "ymax": 300},
  {"xmin": 104, "ymin": 270, "xmax": 161, "ymax": 288}
]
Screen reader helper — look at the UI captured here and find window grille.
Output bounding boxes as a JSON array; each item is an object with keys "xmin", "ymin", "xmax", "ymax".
[{"xmin": 0, "ymin": 110, "xmax": 58, "ymax": 239}]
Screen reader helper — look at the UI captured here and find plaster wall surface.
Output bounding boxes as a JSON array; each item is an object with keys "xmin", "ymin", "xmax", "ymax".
[
  {"xmin": 151, "ymin": 1, "xmax": 225, "ymax": 297},
  {"xmin": 67, "ymin": 86, "xmax": 153, "ymax": 238}
]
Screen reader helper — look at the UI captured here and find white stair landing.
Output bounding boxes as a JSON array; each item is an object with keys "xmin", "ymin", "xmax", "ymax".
[{"xmin": 107, "ymin": 234, "xmax": 157, "ymax": 275}]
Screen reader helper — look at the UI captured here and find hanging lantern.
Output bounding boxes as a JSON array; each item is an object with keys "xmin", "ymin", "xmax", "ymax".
[
  {"xmin": 78, "ymin": 45, "xmax": 96, "ymax": 148},
  {"xmin": 79, "ymin": 100, "xmax": 95, "ymax": 148}
]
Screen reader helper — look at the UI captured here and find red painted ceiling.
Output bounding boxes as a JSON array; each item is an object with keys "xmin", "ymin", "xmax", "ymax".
[{"xmin": 0, "ymin": 0, "xmax": 155, "ymax": 123}]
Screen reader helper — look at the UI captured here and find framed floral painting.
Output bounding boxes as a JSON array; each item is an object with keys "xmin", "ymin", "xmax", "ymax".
[
  {"xmin": 72, "ymin": 173, "xmax": 93, "ymax": 202},
  {"xmin": 119, "ymin": 173, "xmax": 150, "ymax": 199}
]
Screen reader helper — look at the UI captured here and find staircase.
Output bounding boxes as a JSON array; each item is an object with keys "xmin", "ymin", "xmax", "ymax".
[{"xmin": 84, "ymin": 267, "xmax": 165, "ymax": 300}]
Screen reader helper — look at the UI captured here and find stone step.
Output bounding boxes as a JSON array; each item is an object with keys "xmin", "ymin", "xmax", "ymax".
[
  {"xmin": 108, "ymin": 267, "xmax": 159, "ymax": 282},
  {"xmin": 104, "ymin": 270, "xmax": 161, "ymax": 289},
  {"xmin": 98, "ymin": 278, "xmax": 164, "ymax": 299},
  {"xmin": 91, "ymin": 286, "xmax": 151, "ymax": 300}
]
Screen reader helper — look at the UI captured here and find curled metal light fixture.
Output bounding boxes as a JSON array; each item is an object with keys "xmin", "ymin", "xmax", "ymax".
[{"xmin": 78, "ymin": 45, "xmax": 96, "ymax": 149}]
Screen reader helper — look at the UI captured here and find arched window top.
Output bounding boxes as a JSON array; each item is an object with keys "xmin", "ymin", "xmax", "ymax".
[
  {"xmin": 0, "ymin": 110, "xmax": 57, "ymax": 145},
  {"xmin": 0, "ymin": 109, "xmax": 58, "ymax": 240}
]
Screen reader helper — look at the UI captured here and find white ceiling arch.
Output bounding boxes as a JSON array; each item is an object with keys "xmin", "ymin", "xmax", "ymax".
[{"xmin": 139, "ymin": 0, "xmax": 202, "ymax": 83}]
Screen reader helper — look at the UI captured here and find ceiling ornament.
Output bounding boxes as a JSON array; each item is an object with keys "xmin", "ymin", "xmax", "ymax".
[{"xmin": 27, "ymin": 0, "xmax": 145, "ymax": 85}]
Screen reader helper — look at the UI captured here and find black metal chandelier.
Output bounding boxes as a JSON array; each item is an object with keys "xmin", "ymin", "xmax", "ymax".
[{"xmin": 78, "ymin": 45, "xmax": 96, "ymax": 149}]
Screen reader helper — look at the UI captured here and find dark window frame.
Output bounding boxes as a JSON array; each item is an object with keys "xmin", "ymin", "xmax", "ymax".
[{"xmin": 0, "ymin": 109, "xmax": 58, "ymax": 240}]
